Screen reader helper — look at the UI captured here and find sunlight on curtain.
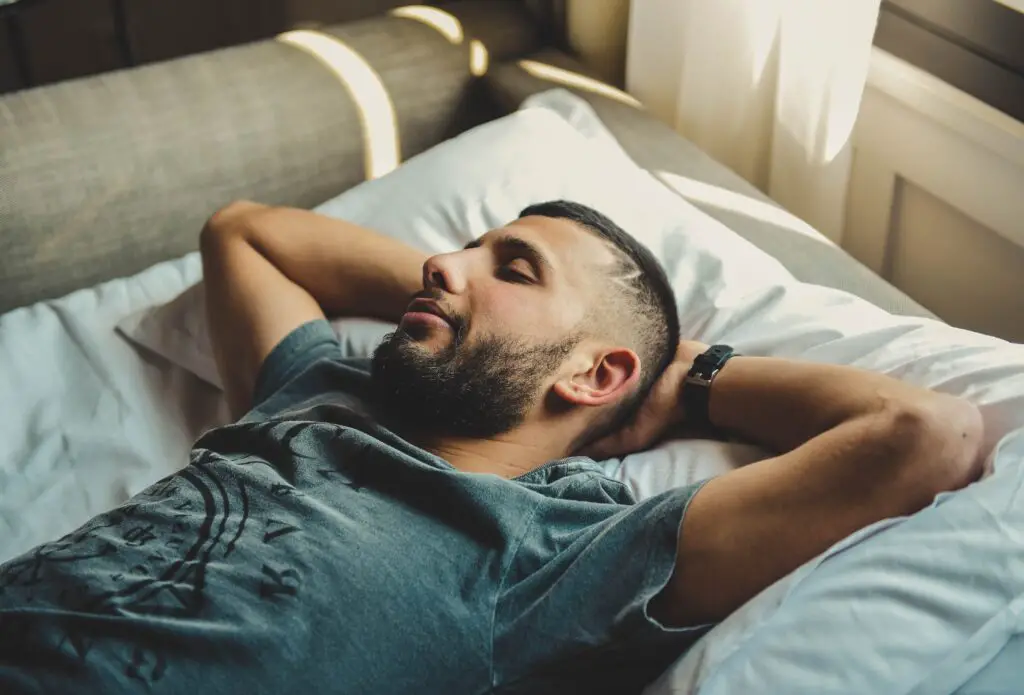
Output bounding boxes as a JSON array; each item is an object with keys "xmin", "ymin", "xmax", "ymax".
[
  {"xmin": 627, "ymin": 0, "xmax": 882, "ymax": 243},
  {"xmin": 277, "ymin": 30, "xmax": 400, "ymax": 180}
]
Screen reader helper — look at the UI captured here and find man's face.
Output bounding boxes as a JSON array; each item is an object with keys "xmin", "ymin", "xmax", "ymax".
[{"xmin": 371, "ymin": 215, "xmax": 620, "ymax": 438}]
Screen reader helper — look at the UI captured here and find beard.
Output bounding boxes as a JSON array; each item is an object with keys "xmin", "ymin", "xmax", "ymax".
[{"xmin": 370, "ymin": 318, "xmax": 578, "ymax": 439}]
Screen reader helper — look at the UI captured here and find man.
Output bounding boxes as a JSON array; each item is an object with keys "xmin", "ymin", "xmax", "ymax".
[{"xmin": 0, "ymin": 200, "xmax": 982, "ymax": 694}]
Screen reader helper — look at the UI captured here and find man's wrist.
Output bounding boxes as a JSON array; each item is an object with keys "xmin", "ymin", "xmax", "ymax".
[
  {"xmin": 681, "ymin": 344, "xmax": 737, "ymax": 429},
  {"xmin": 704, "ymin": 355, "xmax": 741, "ymax": 430}
]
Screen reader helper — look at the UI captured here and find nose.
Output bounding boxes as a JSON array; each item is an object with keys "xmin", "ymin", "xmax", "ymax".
[{"xmin": 422, "ymin": 251, "xmax": 468, "ymax": 295}]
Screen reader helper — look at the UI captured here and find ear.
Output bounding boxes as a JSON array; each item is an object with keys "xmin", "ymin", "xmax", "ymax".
[{"xmin": 551, "ymin": 347, "xmax": 641, "ymax": 407}]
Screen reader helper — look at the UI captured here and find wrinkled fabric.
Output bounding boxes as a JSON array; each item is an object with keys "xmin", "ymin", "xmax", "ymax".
[{"xmin": 0, "ymin": 320, "xmax": 706, "ymax": 694}]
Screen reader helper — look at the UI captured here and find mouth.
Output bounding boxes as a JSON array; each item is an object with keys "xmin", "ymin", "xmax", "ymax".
[{"xmin": 402, "ymin": 298, "xmax": 455, "ymax": 330}]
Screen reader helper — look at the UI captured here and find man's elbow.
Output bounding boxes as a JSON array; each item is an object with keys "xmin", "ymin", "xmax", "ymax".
[
  {"xmin": 889, "ymin": 395, "xmax": 984, "ymax": 507},
  {"xmin": 201, "ymin": 200, "xmax": 270, "ymax": 249}
]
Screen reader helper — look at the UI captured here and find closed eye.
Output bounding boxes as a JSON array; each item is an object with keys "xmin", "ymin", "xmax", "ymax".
[
  {"xmin": 468, "ymin": 233, "xmax": 549, "ymax": 284},
  {"xmin": 498, "ymin": 258, "xmax": 536, "ymax": 284}
]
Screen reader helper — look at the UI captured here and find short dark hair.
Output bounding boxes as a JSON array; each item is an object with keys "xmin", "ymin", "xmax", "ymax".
[{"xmin": 519, "ymin": 200, "xmax": 681, "ymax": 442}]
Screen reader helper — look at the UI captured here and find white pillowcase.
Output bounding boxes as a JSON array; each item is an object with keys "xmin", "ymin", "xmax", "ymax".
[
  {"xmin": 117, "ymin": 283, "xmax": 394, "ymax": 389},
  {"xmin": 118, "ymin": 88, "xmax": 1024, "ymax": 481},
  {"xmin": 119, "ymin": 89, "xmax": 799, "ymax": 488}
]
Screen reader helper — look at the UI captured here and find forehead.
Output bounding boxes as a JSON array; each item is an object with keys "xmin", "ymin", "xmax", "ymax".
[{"xmin": 482, "ymin": 215, "xmax": 618, "ymax": 275}]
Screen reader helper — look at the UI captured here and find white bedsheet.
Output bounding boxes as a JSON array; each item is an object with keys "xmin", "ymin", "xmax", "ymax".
[{"xmin": 0, "ymin": 253, "xmax": 223, "ymax": 561}]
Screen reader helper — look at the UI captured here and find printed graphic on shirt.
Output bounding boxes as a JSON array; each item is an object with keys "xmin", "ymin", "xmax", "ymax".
[{"xmin": 0, "ymin": 420, "xmax": 329, "ymax": 686}]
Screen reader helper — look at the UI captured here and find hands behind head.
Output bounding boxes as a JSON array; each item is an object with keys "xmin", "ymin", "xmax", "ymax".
[{"xmin": 581, "ymin": 339, "xmax": 710, "ymax": 460}]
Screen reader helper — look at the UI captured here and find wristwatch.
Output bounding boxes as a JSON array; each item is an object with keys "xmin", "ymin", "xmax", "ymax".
[{"xmin": 682, "ymin": 344, "xmax": 736, "ymax": 428}]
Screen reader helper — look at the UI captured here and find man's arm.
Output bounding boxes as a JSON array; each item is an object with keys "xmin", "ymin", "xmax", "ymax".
[
  {"xmin": 593, "ymin": 350, "xmax": 984, "ymax": 628},
  {"xmin": 653, "ymin": 356, "xmax": 983, "ymax": 626},
  {"xmin": 199, "ymin": 201, "xmax": 426, "ymax": 418}
]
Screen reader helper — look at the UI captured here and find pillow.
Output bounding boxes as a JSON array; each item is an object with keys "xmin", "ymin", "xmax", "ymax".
[
  {"xmin": 117, "ymin": 282, "xmax": 394, "ymax": 388},
  {"xmin": 119, "ymin": 88, "xmax": 1024, "ymax": 478},
  {"xmin": 119, "ymin": 88, "xmax": 796, "ymax": 487}
]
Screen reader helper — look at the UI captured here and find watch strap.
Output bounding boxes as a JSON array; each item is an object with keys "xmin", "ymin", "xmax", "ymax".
[{"xmin": 682, "ymin": 344, "xmax": 735, "ymax": 427}]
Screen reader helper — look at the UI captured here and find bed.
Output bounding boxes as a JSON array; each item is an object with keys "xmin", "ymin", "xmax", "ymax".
[{"xmin": 2, "ymin": 3, "xmax": 1022, "ymax": 693}]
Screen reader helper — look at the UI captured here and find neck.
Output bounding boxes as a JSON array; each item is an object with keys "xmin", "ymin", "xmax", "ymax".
[{"xmin": 410, "ymin": 422, "xmax": 575, "ymax": 478}]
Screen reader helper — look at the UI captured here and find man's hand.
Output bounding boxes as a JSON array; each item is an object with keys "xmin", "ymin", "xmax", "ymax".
[{"xmin": 584, "ymin": 339, "xmax": 709, "ymax": 459}]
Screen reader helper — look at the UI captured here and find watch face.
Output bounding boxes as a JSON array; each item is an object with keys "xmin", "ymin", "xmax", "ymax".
[
  {"xmin": 704, "ymin": 346, "xmax": 734, "ymax": 367},
  {"xmin": 696, "ymin": 353, "xmax": 716, "ymax": 368}
]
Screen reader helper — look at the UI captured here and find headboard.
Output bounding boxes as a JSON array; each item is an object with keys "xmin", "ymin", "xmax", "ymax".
[{"xmin": 0, "ymin": 1, "xmax": 544, "ymax": 312}]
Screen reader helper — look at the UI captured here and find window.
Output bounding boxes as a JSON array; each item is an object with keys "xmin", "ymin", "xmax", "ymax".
[{"xmin": 874, "ymin": 0, "xmax": 1024, "ymax": 122}]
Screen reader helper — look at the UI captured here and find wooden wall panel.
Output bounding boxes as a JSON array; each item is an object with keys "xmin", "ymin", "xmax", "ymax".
[
  {"xmin": 876, "ymin": 9, "xmax": 1024, "ymax": 125},
  {"xmin": 125, "ymin": 0, "xmax": 286, "ymax": 66},
  {"xmin": 890, "ymin": 182, "xmax": 1024, "ymax": 343},
  {"xmin": 0, "ymin": 19, "xmax": 20, "ymax": 93},
  {"xmin": 18, "ymin": 0, "xmax": 122, "ymax": 87},
  {"xmin": 124, "ymin": 0, "xmax": 415, "ymax": 67},
  {"xmin": 845, "ymin": 49, "xmax": 1024, "ymax": 342},
  {"xmin": 876, "ymin": 0, "xmax": 1024, "ymax": 123},
  {"xmin": 0, "ymin": 0, "xmax": 474, "ymax": 95},
  {"xmin": 283, "ymin": 0, "xmax": 409, "ymax": 28}
]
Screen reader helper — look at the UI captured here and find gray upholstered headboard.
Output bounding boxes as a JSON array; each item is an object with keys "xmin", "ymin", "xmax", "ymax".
[{"xmin": 0, "ymin": 0, "xmax": 543, "ymax": 313}]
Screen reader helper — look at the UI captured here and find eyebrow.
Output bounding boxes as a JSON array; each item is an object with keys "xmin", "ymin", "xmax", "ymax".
[{"xmin": 464, "ymin": 234, "xmax": 552, "ymax": 275}]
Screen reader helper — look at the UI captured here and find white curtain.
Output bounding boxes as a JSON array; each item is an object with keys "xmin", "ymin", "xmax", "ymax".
[{"xmin": 626, "ymin": 0, "xmax": 881, "ymax": 243}]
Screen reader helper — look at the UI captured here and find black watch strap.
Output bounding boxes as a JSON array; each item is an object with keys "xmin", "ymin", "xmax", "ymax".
[{"xmin": 682, "ymin": 344, "xmax": 736, "ymax": 428}]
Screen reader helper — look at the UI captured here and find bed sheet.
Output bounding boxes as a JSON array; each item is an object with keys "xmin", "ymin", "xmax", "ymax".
[{"xmin": 0, "ymin": 254, "xmax": 224, "ymax": 562}]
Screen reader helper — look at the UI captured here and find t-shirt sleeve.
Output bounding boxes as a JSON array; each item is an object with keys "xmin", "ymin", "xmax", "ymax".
[
  {"xmin": 493, "ymin": 481, "xmax": 712, "ymax": 693},
  {"xmin": 244, "ymin": 318, "xmax": 364, "ymax": 420},
  {"xmin": 252, "ymin": 319, "xmax": 341, "ymax": 405}
]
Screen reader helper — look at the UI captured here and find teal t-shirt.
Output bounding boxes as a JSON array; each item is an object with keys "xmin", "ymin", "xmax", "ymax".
[{"xmin": 0, "ymin": 320, "xmax": 707, "ymax": 694}]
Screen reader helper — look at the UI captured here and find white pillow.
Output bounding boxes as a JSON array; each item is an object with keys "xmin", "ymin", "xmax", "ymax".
[
  {"xmin": 117, "ymin": 283, "xmax": 394, "ymax": 388},
  {"xmin": 119, "ymin": 89, "xmax": 797, "ymax": 488},
  {"xmin": 119, "ymin": 88, "xmax": 1024, "ymax": 473},
  {"xmin": 120, "ymin": 87, "xmax": 1024, "ymax": 475}
]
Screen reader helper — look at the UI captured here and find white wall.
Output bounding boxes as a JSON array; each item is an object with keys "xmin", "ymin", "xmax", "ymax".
[{"xmin": 844, "ymin": 49, "xmax": 1024, "ymax": 342}]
